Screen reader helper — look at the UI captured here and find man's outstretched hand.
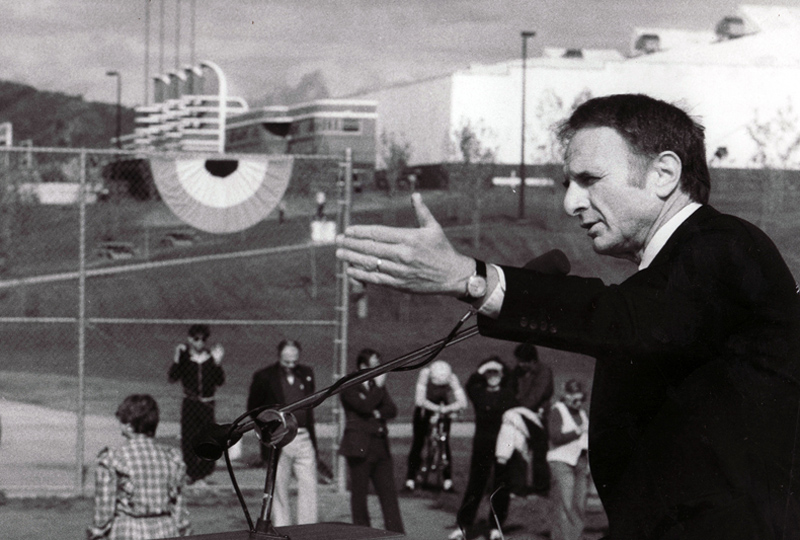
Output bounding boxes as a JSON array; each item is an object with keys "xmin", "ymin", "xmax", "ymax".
[{"xmin": 336, "ymin": 193, "xmax": 475, "ymax": 297}]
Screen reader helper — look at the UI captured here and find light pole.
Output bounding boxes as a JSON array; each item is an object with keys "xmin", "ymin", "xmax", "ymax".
[
  {"xmin": 518, "ymin": 30, "xmax": 536, "ymax": 220},
  {"xmin": 106, "ymin": 71, "xmax": 122, "ymax": 149}
]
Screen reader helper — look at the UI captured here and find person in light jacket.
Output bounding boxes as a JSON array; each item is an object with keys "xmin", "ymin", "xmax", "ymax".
[{"xmin": 547, "ymin": 379, "xmax": 590, "ymax": 540}]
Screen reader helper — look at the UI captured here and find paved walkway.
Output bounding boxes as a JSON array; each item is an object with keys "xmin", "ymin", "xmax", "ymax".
[{"xmin": 0, "ymin": 399, "xmax": 475, "ymax": 497}]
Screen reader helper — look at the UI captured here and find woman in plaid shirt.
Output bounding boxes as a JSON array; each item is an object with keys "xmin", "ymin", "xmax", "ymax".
[{"xmin": 88, "ymin": 394, "xmax": 191, "ymax": 540}]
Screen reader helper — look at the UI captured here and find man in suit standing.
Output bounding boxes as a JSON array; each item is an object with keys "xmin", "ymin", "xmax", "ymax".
[
  {"xmin": 246, "ymin": 339, "xmax": 318, "ymax": 526},
  {"xmin": 339, "ymin": 348, "xmax": 405, "ymax": 534},
  {"xmin": 336, "ymin": 94, "xmax": 800, "ymax": 539}
]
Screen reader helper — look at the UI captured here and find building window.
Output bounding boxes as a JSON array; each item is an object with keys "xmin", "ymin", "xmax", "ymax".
[{"xmin": 342, "ymin": 118, "xmax": 360, "ymax": 133}]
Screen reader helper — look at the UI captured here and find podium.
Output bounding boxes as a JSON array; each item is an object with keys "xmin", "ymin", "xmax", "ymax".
[{"xmin": 166, "ymin": 522, "xmax": 404, "ymax": 540}]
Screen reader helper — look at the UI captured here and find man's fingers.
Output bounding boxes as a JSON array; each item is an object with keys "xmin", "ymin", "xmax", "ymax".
[
  {"xmin": 346, "ymin": 266, "xmax": 405, "ymax": 289},
  {"xmin": 411, "ymin": 193, "xmax": 437, "ymax": 229},
  {"xmin": 342, "ymin": 224, "xmax": 411, "ymax": 244},
  {"xmin": 337, "ymin": 236, "xmax": 405, "ymax": 260},
  {"xmin": 337, "ymin": 248, "xmax": 403, "ymax": 276}
]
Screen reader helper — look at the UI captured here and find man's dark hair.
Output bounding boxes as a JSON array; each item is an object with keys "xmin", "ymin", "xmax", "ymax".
[
  {"xmin": 558, "ymin": 94, "xmax": 710, "ymax": 204},
  {"xmin": 277, "ymin": 339, "xmax": 302, "ymax": 355},
  {"xmin": 188, "ymin": 324, "xmax": 210, "ymax": 340},
  {"xmin": 514, "ymin": 343, "xmax": 539, "ymax": 363},
  {"xmin": 116, "ymin": 394, "xmax": 160, "ymax": 436},
  {"xmin": 356, "ymin": 348, "xmax": 380, "ymax": 369}
]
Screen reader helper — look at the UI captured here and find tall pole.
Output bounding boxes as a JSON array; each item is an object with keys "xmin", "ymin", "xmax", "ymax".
[
  {"xmin": 518, "ymin": 31, "xmax": 536, "ymax": 220},
  {"xmin": 190, "ymin": 0, "xmax": 196, "ymax": 68},
  {"xmin": 175, "ymin": 0, "xmax": 182, "ymax": 73},
  {"xmin": 159, "ymin": 0, "xmax": 165, "ymax": 75},
  {"xmin": 76, "ymin": 149, "xmax": 87, "ymax": 495},
  {"xmin": 144, "ymin": 0, "xmax": 150, "ymax": 105},
  {"xmin": 106, "ymin": 71, "xmax": 122, "ymax": 149}
]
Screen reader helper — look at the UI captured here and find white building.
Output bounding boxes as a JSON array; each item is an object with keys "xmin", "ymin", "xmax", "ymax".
[{"xmin": 355, "ymin": 4, "xmax": 800, "ymax": 170}]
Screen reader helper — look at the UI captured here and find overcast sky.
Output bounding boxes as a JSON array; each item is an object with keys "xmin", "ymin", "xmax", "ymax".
[{"xmin": 0, "ymin": 0, "xmax": 795, "ymax": 107}]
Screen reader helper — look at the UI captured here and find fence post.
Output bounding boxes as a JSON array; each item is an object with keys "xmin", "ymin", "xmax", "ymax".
[
  {"xmin": 76, "ymin": 149, "xmax": 88, "ymax": 494},
  {"xmin": 334, "ymin": 148, "xmax": 353, "ymax": 493}
]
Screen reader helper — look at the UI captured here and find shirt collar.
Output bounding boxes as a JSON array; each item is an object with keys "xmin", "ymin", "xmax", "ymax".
[{"xmin": 639, "ymin": 202, "xmax": 702, "ymax": 270}]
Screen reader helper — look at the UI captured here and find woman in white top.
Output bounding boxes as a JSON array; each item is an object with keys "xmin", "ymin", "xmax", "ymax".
[{"xmin": 547, "ymin": 379, "xmax": 590, "ymax": 540}]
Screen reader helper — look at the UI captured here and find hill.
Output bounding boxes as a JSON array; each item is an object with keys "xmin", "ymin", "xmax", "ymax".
[{"xmin": 0, "ymin": 80, "xmax": 135, "ymax": 148}]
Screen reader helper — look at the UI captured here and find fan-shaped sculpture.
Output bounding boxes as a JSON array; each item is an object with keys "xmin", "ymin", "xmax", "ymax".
[{"xmin": 150, "ymin": 154, "xmax": 294, "ymax": 233}]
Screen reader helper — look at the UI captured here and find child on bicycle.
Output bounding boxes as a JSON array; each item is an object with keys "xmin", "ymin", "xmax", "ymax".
[{"xmin": 404, "ymin": 359, "xmax": 467, "ymax": 492}]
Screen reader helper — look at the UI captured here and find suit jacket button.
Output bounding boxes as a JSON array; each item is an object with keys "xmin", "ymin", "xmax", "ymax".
[
  {"xmin": 549, "ymin": 325, "xmax": 557, "ymax": 333},
  {"xmin": 529, "ymin": 320, "xmax": 538, "ymax": 330},
  {"xmin": 539, "ymin": 321, "xmax": 548, "ymax": 331},
  {"xmin": 520, "ymin": 317, "xmax": 528, "ymax": 327}
]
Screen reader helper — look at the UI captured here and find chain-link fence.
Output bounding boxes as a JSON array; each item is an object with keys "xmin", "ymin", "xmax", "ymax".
[
  {"xmin": 0, "ymin": 147, "xmax": 353, "ymax": 496},
  {"xmin": 1, "ymin": 145, "xmax": 799, "ymax": 500}
]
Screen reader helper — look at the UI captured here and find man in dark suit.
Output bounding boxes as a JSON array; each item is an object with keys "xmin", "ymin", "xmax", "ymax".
[
  {"xmin": 339, "ymin": 348, "xmax": 405, "ymax": 534},
  {"xmin": 336, "ymin": 94, "xmax": 800, "ymax": 539},
  {"xmin": 246, "ymin": 339, "xmax": 318, "ymax": 526}
]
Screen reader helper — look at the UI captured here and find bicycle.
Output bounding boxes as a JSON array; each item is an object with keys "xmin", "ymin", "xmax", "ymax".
[{"xmin": 416, "ymin": 412, "xmax": 452, "ymax": 491}]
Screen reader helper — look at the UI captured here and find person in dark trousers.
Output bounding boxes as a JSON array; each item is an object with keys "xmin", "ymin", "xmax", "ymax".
[
  {"xmin": 448, "ymin": 356, "xmax": 517, "ymax": 540},
  {"xmin": 404, "ymin": 359, "xmax": 468, "ymax": 492},
  {"xmin": 339, "ymin": 348, "xmax": 404, "ymax": 534},
  {"xmin": 246, "ymin": 339, "xmax": 318, "ymax": 526},
  {"xmin": 508, "ymin": 343, "xmax": 553, "ymax": 496},
  {"xmin": 168, "ymin": 324, "xmax": 225, "ymax": 486},
  {"xmin": 337, "ymin": 93, "xmax": 800, "ymax": 539}
]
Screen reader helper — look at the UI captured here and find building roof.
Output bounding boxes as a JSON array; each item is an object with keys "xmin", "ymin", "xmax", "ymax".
[
  {"xmin": 739, "ymin": 4, "xmax": 800, "ymax": 31},
  {"xmin": 628, "ymin": 26, "xmax": 800, "ymax": 67}
]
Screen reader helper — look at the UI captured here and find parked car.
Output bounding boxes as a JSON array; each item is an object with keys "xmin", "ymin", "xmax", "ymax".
[
  {"xmin": 159, "ymin": 231, "xmax": 196, "ymax": 247},
  {"xmin": 94, "ymin": 241, "xmax": 136, "ymax": 260}
]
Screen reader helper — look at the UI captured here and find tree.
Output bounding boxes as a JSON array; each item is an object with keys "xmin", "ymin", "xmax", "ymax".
[
  {"xmin": 746, "ymin": 99, "xmax": 800, "ymax": 232},
  {"xmin": 529, "ymin": 88, "xmax": 593, "ymax": 164},
  {"xmin": 379, "ymin": 131, "xmax": 412, "ymax": 199},
  {"xmin": 452, "ymin": 119, "xmax": 497, "ymax": 248}
]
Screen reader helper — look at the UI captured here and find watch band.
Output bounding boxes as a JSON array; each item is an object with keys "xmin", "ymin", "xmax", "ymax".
[
  {"xmin": 474, "ymin": 259, "xmax": 487, "ymax": 279},
  {"xmin": 458, "ymin": 258, "xmax": 488, "ymax": 301}
]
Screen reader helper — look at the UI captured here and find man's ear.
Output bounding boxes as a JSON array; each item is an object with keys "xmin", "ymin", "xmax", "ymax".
[{"xmin": 651, "ymin": 151, "xmax": 682, "ymax": 199}]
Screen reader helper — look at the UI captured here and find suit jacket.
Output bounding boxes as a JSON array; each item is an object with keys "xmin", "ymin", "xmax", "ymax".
[
  {"xmin": 247, "ymin": 362, "xmax": 317, "ymax": 449},
  {"xmin": 338, "ymin": 381, "xmax": 398, "ymax": 458},
  {"xmin": 479, "ymin": 206, "xmax": 800, "ymax": 540}
]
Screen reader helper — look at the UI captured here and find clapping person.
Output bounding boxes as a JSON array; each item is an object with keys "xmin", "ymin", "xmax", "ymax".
[
  {"xmin": 404, "ymin": 359, "xmax": 467, "ymax": 492},
  {"xmin": 167, "ymin": 324, "xmax": 225, "ymax": 487}
]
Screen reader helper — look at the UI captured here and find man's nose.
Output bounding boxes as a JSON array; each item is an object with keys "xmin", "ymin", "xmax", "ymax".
[{"xmin": 563, "ymin": 182, "xmax": 588, "ymax": 217}]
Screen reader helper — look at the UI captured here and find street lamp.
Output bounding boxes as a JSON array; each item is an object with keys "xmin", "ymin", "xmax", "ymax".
[
  {"xmin": 518, "ymin": 31, "xmax": 536, "ymax": 220},
  {"xmin": 106, "ymin": 70, "xmax": 122, "ymax": 149}
]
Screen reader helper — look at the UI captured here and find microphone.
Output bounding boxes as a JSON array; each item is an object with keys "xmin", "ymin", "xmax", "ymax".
[
  {"xmin": 523, "ymin": 248, "xmax": 570, "ymax": 275},
  {"xmin": 193, "ymin": 409, "xmax": 298, "ymax": 461}
]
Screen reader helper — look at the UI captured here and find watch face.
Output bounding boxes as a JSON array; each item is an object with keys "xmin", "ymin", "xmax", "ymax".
[{"xmin": 467, "ymin": 275, "xmax": 487, "ymax": 298}]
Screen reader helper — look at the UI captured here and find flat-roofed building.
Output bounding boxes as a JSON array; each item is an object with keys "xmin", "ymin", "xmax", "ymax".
[{"xmin": 354, "ymin": 4, "xmax": 800, "ymax": 171}]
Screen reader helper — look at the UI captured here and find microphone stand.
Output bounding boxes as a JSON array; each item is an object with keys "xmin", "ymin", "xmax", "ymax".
[{"xmin": 199, "ymin": 311, "xmax": 481, "ymax": 539}]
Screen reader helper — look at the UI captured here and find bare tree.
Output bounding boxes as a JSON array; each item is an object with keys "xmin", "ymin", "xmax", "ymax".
[
  {"xmin": 452, "ymin": 119, "xmax": 497, "ymax": 248},
  {"xmin": 529, "ymin": 88, "xmax": 593, "ymax": 164},
  {"xmin": 747, "ymin": 99, "xmax": 800, "ymax": 232},
  {"xmin": 379, "ymin": 131, "xmax": 412, "ymax": 199}
]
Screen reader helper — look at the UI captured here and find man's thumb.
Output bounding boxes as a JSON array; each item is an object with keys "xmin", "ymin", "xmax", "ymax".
[{"xmin": 412, "ymin": 193, "xmax": 437, "ymax": 228}]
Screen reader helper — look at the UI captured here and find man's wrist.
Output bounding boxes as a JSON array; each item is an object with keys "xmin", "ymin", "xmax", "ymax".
[{"xmin": 449, "ymin": 255, "xmax": 480, "ymax": 297}]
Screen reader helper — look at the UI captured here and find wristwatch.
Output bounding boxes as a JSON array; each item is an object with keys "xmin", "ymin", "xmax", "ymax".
[{"xmin": 460, "ymin": 259, "xmax": 487, "ymax": 301}]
